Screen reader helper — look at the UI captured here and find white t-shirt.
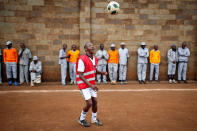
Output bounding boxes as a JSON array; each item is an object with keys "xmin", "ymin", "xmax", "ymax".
[
  {"xmin": 118, "ymin": 48, "xmax": 129, "ymax": 65},
  {"xmin": 77, "ymin": 56, "xmax": 95, "ymax": 72},
  {"xmin": 59, "ymin": 49, "xmax": 67, "ymax": 65}
]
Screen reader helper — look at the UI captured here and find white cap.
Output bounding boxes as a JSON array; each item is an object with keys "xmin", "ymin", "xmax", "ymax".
[
  {"xmin": 141, "ymin": 42, "xmax": 146, "ymax": 46},
  {"xmin": 33, "ymin": 56, "xmax": 38, "ymax": 61},
  {"xmin": 6, "ymin": 41, "xmax": 12, "ymax": 46},
  {"xmin": 120, "ymin": 42, "xmax": 125, "ymax": 45},
  {"xmin": 111, "ymin": 44, "xmax": 115, "ymax": 47}
]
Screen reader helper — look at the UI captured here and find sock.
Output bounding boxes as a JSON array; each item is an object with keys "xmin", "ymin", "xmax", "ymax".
[
  {"xmin": 80, "ymin": 110, "xmax": 87, "ymax": 121},
  {"xmin": 172, "ymin": 75, "xmax": 174, "ymax": 80},
  {"xmin": 92, "ymin": 112, "xmax": 97, "ymax": 121}
]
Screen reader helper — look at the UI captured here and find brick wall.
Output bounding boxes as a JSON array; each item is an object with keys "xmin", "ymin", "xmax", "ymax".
[
  {"xmin": 0, "ymin": 0, "xmax": 196, "ymax": 81},
  {"xmin": 91, "ymin": 0, "xmax": 197, "ymax": 80}
]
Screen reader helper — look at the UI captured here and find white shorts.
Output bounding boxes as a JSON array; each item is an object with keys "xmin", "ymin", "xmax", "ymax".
[{"xmin": 80, "ymin": 88, "xmax": 97, "ymax": 100}]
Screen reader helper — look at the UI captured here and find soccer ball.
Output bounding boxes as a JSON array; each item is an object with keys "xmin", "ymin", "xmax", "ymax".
[{"xmin": 107, "ymin": 1, "xmax": 120, "ymax": 15}]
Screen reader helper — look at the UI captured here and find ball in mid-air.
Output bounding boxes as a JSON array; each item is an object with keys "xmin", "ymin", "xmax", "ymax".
[{"xmin": 107, "ymin": 1, "xmax": 120, "ymax": 15}]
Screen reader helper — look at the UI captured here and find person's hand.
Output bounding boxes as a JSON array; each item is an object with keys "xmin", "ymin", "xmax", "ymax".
[
  {"xmin": 173, "ymin": 61, "xmax": 176, "ymax": 64},
  {"xmin": 90, "ymin": 85, "xmax": 98, "ymax": 91},
  {"xmin": 101, "ymin": 55, "xmax": 105, "ymax": 59},
  {"xmin": 102, "ymin": 72, "xmax": 108, "ymax": 75},
  {"xmin": 60, "ymin": 56, "xmax": 67, "ymax": 59},
  {"xmin": 31, "ymin": 70, "xmax": 36, "ymax": 73}
]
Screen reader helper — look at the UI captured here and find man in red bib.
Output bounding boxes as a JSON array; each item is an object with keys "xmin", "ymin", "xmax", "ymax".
[{"xmin": 76, "ymin": 42, "xmax": 107, "ymax": 127}]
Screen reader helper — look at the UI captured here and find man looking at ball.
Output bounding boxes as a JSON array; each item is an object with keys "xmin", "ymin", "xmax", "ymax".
[
  {"xmin": 108, "ymin": 44, "xmax": 119, "ymax": 84},
  {"xmin": 76, "ymin": 42, "xmax": 107, "ymax": 127}
]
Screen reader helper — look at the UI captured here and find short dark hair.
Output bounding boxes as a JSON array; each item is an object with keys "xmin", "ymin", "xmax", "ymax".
[{"xmin": 84, "ymin": 42, "xmax": 91, "ymax": 49}]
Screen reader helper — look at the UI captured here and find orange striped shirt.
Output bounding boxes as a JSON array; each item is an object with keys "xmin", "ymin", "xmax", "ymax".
[
  {"xmin": 3, "ymin": 48, "xmax": 18, "ymax": 63},
  {"xmin": 108, "ymin": 50, "xmax": 119, "ymax": 64},
  {"xmin": 67, "ymin": 50, "xmax": 80, "ymax": 63}
]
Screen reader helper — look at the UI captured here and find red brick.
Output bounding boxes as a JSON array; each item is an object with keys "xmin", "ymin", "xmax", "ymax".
[
  {"xmin": 169, "ymin": 9, "xmax": 183, "ymax": 14},
  {"xmin": 105, "ymin": 19, "xmax": 122, "ymax": 24},
  {"xmin": 96, "ymin": 13, "xmax": 107, "ymax": 18},
  {"xmin": 36, "ymin": 45, "xmax": 49, "ymax": 50},
  {"xmin": 43, "ymin": 61, "xmax": 55, "ymax": 66},
  {"xmin": 161, "ymin": 36, "xmax": 178, "ymax": 41}
]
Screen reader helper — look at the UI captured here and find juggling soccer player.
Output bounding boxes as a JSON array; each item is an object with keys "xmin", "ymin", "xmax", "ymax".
[{"xmin": 76, "ymin": 42, "xmax": 107, "ymax": 127}]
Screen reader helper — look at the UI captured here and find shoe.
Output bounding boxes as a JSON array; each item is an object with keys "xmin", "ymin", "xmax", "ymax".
[
  {"xmin": 91, "ymin": 119, "xmax": 103, "ymax": 126},
  {"xmin": 169, "ymin": 79, "xmax": 172, "ymax": 84},
  {"xmin": 111, "ymin": 81, "xmax": 114, "ymax": 85},
  {"xmin": 120, "ymin": 80, "xmax": 124, "ymax": 84},
  {"xmin": 34, "ymin": 77, "xmax": 41, "ymax": 84},
  {"xmin": 178, "ymin": 80, "xmax": 181, "ymax": 83},
  {"xmin": 124, "ymin": 81, "xmax": 128, "ymax": 84},
  {"xmin": 70, "ymin": 81, "xmax": 73, "ymax": 85},
  {"xmin": 123, "ymin": 80, "xmax": 128, "ymax": 84},
  {"xmin": 14, "ymin": 81, "xmax": 18, "ymax": 86},
  {"xmin": 142, "ymin": 81, "xmax": 146, "ymax": 84},
  {"xmin": 139, "ymin": 80, "xmax": 142, "ymax": 84},
  {"xmin": 172, "ymin": 79, "xmax": 176, "ymax": 84},
  {"xmin": 156, "ymin": 80, "xmax": 160, "ymax": 83},
  {"xmin": 184, "ymin": 80, "xmax": 188, "ymax": 84},
  {"xmin": 8, "ymin": 81, "xmax": 12, "ymax": 86},
  {"xmin": 103, "ymin": 81, "xmax": 108, "ymax": 84},
  {"xmin": 97, "ymin": 81, "xmax": 101, "ymax": 85},
  {"xmin": 19, "ymin": 82, "xmax": 24, "ymax": 85},
  {"xmin": 74, "ymin": 81, "xmax": 77, "ymax": 85},
  {"xmin": 30, "ymin": 82, "xmax": 34, "ymax": 87},
  {"xmin": 78, "ymin": 118, "xmax": 90, "ymax": 127}
]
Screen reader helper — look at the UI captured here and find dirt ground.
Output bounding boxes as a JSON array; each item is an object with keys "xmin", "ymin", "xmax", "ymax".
[{"xmin": 0, "ymin": 81, "xmax": 197, "ymax": 131}]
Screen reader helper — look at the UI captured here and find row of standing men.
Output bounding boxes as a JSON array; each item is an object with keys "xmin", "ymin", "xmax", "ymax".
[
  {"xmin": 1, "ymin": 41, "xmax": 41, "ymax": 86},
  {"xmin": 59, "ymin": 41, "xmax": 190, "ymax": 85},
  {"xmin": 0, "ymin": 41, "xmax": 190, "ymax": 86}
]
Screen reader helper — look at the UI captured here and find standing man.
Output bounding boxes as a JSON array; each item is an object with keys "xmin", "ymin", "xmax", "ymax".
[
  {"xmin": 95, "ymin": 44, "xmax": 109, "ymax": 84},
  {"xmin": 59, "ymin": 44, "xmax": 68, "ymax": 85},
  {"xmin": 76, "ymin": 42, "xmax": 106, "ymax": 127},
  {"xmin": 0, "ymin": 47, "xmax": 2, "ymax": 85},
  {"xmin": 3, "ymin": 41, "xmax": 18, "ymax": 86},
  {"xmin": 137, "ymin": 42, "xmax": 149, "ymax": 84},
  {"xmin": 149, "ymin": 45, "xmax": 160, "ymax": 82},
  {"xmin": 118, "ymin": 42, "xmax": 129, "ymax": 84},
  {"xmin": 67, "ymin": 44, "xmax": 80, "ymax": 85},
  {"xmin": 178, "ymin": 42, "xmax": 190, "ymax": 83},
  {"xmin": 29, "ymin": 56, "xmax": 42, "ymax": 87},
  {"xmin": 167, "ymin": 44, "xmax": 178, "ymax": 84},
  {"xmin": 18, "ymin": 43, "xmax": 32, "ymax": 84},
  {"xmin": 108, "ymin": 44, "xmax": 119, "ymax": 85}
]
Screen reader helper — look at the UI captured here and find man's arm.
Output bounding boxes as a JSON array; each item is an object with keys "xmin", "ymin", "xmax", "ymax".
[
  {"xmin": 145, "ymin": 49, "xmax": 149, "ymax": 58},
  {"xmin": 138, "ymin": 48, "xmax": 146, "ymax": 57},
  {"xmin": 29, "ymin": 50, "xmax": 32, "ymax": 61},
  {"xmin": 186, "ymin": 48, "xmax": 190, "ymax": 57},
  {"xmin": 18, "ymin": 49, "xmax": 24, "ymax": 58},
  {"xmin": 14, "ymin": 49, "xmax": 18, "ymax": 63},
  {"xmin": 96, "ymin": 69, "xmax": 107, "ymax": 75},
  {"xmin": 29, "ymin": 62, "xmax": 35, "ymax": 72},
  {"xmin": 59, "ymin": 50, "xmax": 68, "ymax": 59},
  {"xmin": 36, "ymin": 62, "xmax": 42, "ymax": 73},
  {"xmin": 95, "ymin": 51, "xmax": 102, "ymax": 59},
  {"xmin": 104, "ymin": 51, "xmax": 109, "ymax": 60},
  {"xmin": 168, "ymin": 50, "xmax": 173, "ymax": 63},
  {"xmin": 178, "ymin": 48, "xmax": 185, "ymax": 56}
]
